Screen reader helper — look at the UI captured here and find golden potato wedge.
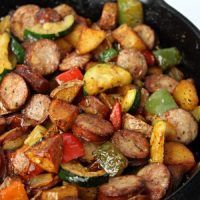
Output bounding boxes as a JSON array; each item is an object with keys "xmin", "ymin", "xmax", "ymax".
[
  {"xmin": 112, "ymin": 24, "xmax": 146, "ymax": 50},
  {"xmin": 0, "ymin": 16, "xmax": 10, "ymax": 33},
  {"xmin": 66, "ymin": 24, "xmax": 85, "ymax": 47},
  {"xmin": 173, "ymin": 79, "xmax": 199, "ymax": 111},
  {"xmin": 55, "ymin": 37, "xmax": 73, "ymax": 57},
  {"xmin": 76, "ymin": 27, "xmax": 106, "ymax": 54},
  {"xmin": 150, "ymin": 120, "xmax": 166, "ymax": 163},
  {"xmin": 50, "ymin": 80, "xmax": 83, "ymax": 103},
  {"xmin": 164, "ymin": 142, "xmax": 196, "ymax": 171}
]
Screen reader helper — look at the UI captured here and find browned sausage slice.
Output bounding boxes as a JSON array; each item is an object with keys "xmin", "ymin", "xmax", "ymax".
[
  {"xmin": 35, "ymin": 8, "xmax": 61, "ymax": 24},
  {"xmin": 0, "ymin": 73, "xmax": 29, "ymax": 111},
  {"xmin": 73, "ymin": 114, "xmax": 114, "ymax": 138},
  {"xmin": 0, "ymin": 101, "xmax": 12, "ymax": 116},
  {"xmin": 0, "ymin": 118, "xmax": 6, "ymax": 134},
  {"xmin": 123, "ymin": 113, "xmax": 152, "ymax": 138},
  {"xmin": 22, "ymin": 94, "xmax": 50, "ymax": 123},
  {"xmin": 134, "ymin": 24, "xmax": 155, "ymax": 50},
  {"xmin": 117, "ymin": 49, "xmax": 147, "ymax": 79},
  {"xmin": 54, "ymin": 4, "xmax": 76, "ymax": 18},
  {"xmin": 49, "ymin": 99, "xmax": 79, "ymax": 132},
  {"xmin": 112, "ymin": 130, "xmax": 149, "ymax": 159},
  {"xmin": 144, "ymin": 74, "xmax": 178, "ymax": 93},
  {"xmin": 11, "ymin": 5, "xmax": 40, "ymax": 40},
  {"xmin": 98, "ymin": 175, "xmax": 146, "ymax": 200},
  {"xmin": 79, "ymin": 96, "xmax": 110, "ymax": 118},
  {"xmin": 160, "ymin": 108, "xmax": 198, "ymax": 144},
  {"xmin": 15, "ymin": 65, "xmax": 50, "ymax": 94},
  {"xmin": 59, "ymin": 52, "xmax": 91, "ymax": 71},
  {"xmin": 137, "ymin": 163, "xmax": 171, "ymax": 200},
  {"xmin": 25, "ymin": 39, "xmax": 60, "ymax": 75}
]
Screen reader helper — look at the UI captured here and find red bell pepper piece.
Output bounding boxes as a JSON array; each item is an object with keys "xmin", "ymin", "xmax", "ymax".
[
  {"xmin": 62, "ymin": 133, "xmax": 85, "ymax": 163},
  {"xmin": 55, "ymin": 68, "xmax": 83, "ymax": 85},
  {"xmin": 142, "ymin": 50, "xmax": 155, "ymax": 66},
  {"xmin": 110, "ymin": 102, "xmax": 122, "ymax": 131}
]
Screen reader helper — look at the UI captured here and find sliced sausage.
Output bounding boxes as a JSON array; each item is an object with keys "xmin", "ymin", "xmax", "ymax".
[
  {"xmin": 99, "ymin": 2, "xmax": 118, "ymax": 30},
  {"xmin": 137, "ymin": 163, "xmax": 171, "ymax": 200},
  {"xmin": 49, "ymin": 99, "xmax": 79, "ymax": 132},
  {"xmin": 123, "ymin": 113, "xmax": 152, "ymax": 138},
  {"xmin": 11, "ymin": 5, "xmax": 40, "ymax": 40},
  {"xmin": 54, "ymin": 4, "xmax": 76, "ymax": 18},
  {"xmin": 138, "ymin": 88, "xmax": 150, "ymax": 113},
  {"xmin": 0, "ymin": 118, "xmax": 6, "ymax": 134},
  {"xmin": 117, "ymin": 49, "xmax": 147, "ymax": 79},
  {"xmin": 160, "ymin": 108, "xmax": 198, "ymax": 144},
  {"xmin": 134, "ymin": 24, "xmax": 155, "ymax": 50},
  {"xmin": 22, "ymin": 94, "xmax": 51, "ymax": 123},
  {"xmin": 35, "ymin": 8, "xmax": 61, "ymax": 24},
  {"xmin": 25, "ymin": 39, "xmax": 60, "ymax": 75},
  {"xmin": 0, "ymin": 101, "xmax": 12, "ymax": 116},
  {"xmin": 15, "ymin": 65, "xmax": 50, "ymax": 94},
  {"xmin": 98, "ymin": 175, "xmax": 146, "ymax": 200},
  {"xmin": 144, "ymin": 74, "xmax": 178, "ymax": 93},
  {"xmin": 72, "ymin": 114, "xmax": 114, "ymax": 142},
  {"xmin": 0, "ymin": 73, "xmax": 29, "ymax": 111},
  {"xmin": 79, "ymin": 96, "xmax": 110, "ymax": 118},
  {"xmin": 112, "ymin": 130, "xmax": 149, "ymax": 159},
  {"xmin": 0, "ymin": 149, "xmax": 7, "ymax": 183},
  {"xmin": 128, "ymin": 195, "xmax": 150, "ymax": 200},
  {"xmin": 59, "ymin": 52, "xmax": 91, "ymax": 71}
]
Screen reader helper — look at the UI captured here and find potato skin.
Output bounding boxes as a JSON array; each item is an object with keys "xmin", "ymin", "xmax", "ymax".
[
  {"xmin": 173, "ymin": 79, "xmax": 199, "ymax": 111},
  {"xmin": 164, "ymin": 142, "xmax": 196, "ymax": 172}
]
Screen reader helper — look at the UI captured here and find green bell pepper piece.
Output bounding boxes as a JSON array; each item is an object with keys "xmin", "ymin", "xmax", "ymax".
[
  {"xmin": 99, "ymin": 48, "xmax": 118, "ymax": 62},
  {"xmin": 118, "ymin": 0, "xmax": 143, "ymax": 27},
  {"xmin": 145, "ymin": 89, "xmax": 178, "ymax": 115},
  {"xmin": 93, "ymin": 142, "xmax": 127, "ymax": 176},
  {"xmin": 153, "ymin": 47, "xmax": 182, "ymax": 71}
]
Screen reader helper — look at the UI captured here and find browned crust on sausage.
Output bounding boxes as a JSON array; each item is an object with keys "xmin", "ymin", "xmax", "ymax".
[
  {"xmin": 59, "ymin": 52, "xmax": 91, "ymax": 71},
  {"xmin": 0, "ymin": 117, "xmax": 6, "ymax": 134},
  {"xmin": 117, "ymin": 49, "xmax": 147, "ymax": 79},
  {"xmin": 25, "ymin": 39, "xmax": 60, "ymax": 75},
  {"xmin": 0, "ymin": 73, "xmax": 29, "ymax": 111},
  {"xmin": 79, "ymin": 96, "xmax": 110, "ymax": 118},
  {"xmin": 22, "ymin": 94, "xmax": 51, "ymax": 123},
  {"xmin": 144, "ymin": 74, "xmax": 178, "ymax": 93},
  {"xmin": 99, "ymin": 3, "xmax": 118, "ymax": 30},
  {"xmin": 137, "ymin": 163, "xmax": 171, "ymax": 200},
  {"xmin": 99, "ymin": 175, "xmax": 146, "ymax": 198},
  {"xmin": 73, "ymin": 113, "xmax": 114, "ymax": 137},
  {"xmin": 134, "ymin": 24, "xmax": 155, "ymax": 50},
  {"xmin": 49, "ymin": 99, "xmax": 79, "ymax": 132},
  {"xmin": 112, "ymin": 130, "xmax": 149, "ymax": 159},
  {"xmin": 15, "ymin": 65, "xmax": 50, "ymax": 94},
  {"xmin": 11, "ymin": 4, "xmax": 40, "ymax": 40}
]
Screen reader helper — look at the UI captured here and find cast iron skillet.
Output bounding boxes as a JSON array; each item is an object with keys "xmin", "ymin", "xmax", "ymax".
[{"xmin": 0, "ymin": 0, "xmax": 200, "ymax": 199}]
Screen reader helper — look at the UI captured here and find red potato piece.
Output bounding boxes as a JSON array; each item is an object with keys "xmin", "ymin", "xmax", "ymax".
[
  {"xmin": 8, "ymin": 145, "xmax": 43, "ymax": 179},
  {"xmin": 99, "ymin": 3, "xmax": 118, "ymax": 30},
  {"xmin": 160, "ymin": 108, "xmax": 198, "ymax": 144},
  {"xmin": 112, "ymin": 130, "xmax": 149, "ymax": 159},
  {"xmin": 144, "ymin": 74, "xmax": 178, "ymax": 93},
  {"xmin": 123, "ymin": 113, "xmax": 152, "ymax": 138},
  {"xmin": 0, "ymin": 73, "xmax": 29, "ymax": 111},
  {"xmin": 59, "ymin": 52, "xmax": 91, "ymax": 71},
  {"xmin": 25, "ymin": 134, "xmax": 63, "ymax": 173},
  {"xmin": 134, "ymin": 24, "xmax": 155, "ymax": 50},
  {"xmin": 15, "ymin": 65, "xmax": 50, "ymax": 94},
  {"xmin": 22, "ymin": 94, "xmax": 51, "ymax": 123},
  {"xmin": 11, "ymin": 4, "xmax": 40, "ymax": 40},
  {"xmin": 35, "ymin": 8, "xmax": 61, "ymax": 24},
  {"xmin": 49, "ymin": 99, "xmax": 79, "ymax": 132},
  {"xmin": 98, "ymin": 175, "xmax": 146, "ymax": 200},
  {"xmin": 25, "ymin": 39, "xmax": 60, "ymax": 75},
  {"xmin": 137, "ymin": 163, "xmax": 171, "ymax": 200},
  {"xmin": 0, "ymin": 117, "xmax": 6, "ymax": 134},
  {"xmin": 73, "ymin": 113, "xmax": 114, "ymax": 138},
  {"xmin": 117, "ymin": 49, "xmax": 147, "ymax": 79},
  {"xmin": 79, "ymin": 96, "xmax": 110, "ymax": 118}
]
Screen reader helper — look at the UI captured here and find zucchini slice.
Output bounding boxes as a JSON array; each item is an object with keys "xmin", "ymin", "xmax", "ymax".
[
  {"xmin": 122, "ymin": 89, "xmax": 141, "ymax": 113},
  {"xmin": 59, "ymin": 161, "xmax": 109, "ymax": 187},
  {"xmin": 24, "ymin": 15, "xmax": 74, "ymax": 40}
]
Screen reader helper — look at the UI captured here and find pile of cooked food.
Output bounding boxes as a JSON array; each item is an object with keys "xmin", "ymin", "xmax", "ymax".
[{"xmin": 0, "ymin": 0, "xmax": 199, "ymax": 199}]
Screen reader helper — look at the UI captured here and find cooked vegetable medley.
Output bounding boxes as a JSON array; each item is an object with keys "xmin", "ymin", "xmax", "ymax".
[{"xmin": 0, "ymin": 1, "xmax": 199, "ymax": 199}]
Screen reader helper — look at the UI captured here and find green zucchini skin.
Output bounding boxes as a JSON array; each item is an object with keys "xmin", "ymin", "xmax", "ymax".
[
  {"xmin": 58, "ymin": 168, "xmax": 109, "ymax": 187},
  {"xmin": 130, "ymin": 89, "xmax": 141, "ymax": 113}
]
